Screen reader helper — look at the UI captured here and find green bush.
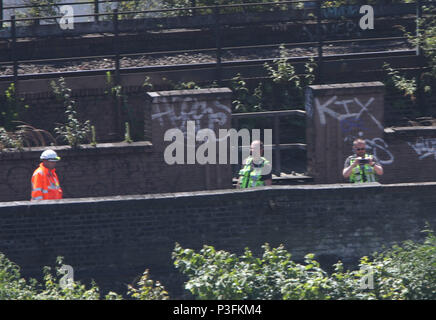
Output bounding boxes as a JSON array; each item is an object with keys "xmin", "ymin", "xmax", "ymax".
[
  {"xmin": 383, "ymin": 63, "xmax": 417, "ymax": 100},
  {"xmin": 0, "ymin": 83, "xmax": 30, "ymax": 132},
  {"xmin": 51, "ymin": 77, "xmax": 92, "ymax": 148},
  {"xmin": 127, "ymin": 269, "xmax": 170, "ymax": 300},
  {"xmin": 15, "ymin": 0, "xmax": 61, "ymax": 26},
  {"xmin": 0, "ymin": 254, "xmax": 169, "ymax": 300},
  {"xmin": 0, "ymin": 255, "xmax": 109, "ymax": 300},
  {"xmin": 2, "ymin": 228, "xmax": 434, "ymax": 300},
  {"xmin": 0, "ymin": 127, "xmax": 24, "ymax": 151},
  {"xmin": 383, "ymin": 2, "xmax": 436, "ymax": 117},
  {"xmin": 172, "ymin": 243, "xmax": 334, "ymax": 300},
  {"xmin": 173, "ymin": 228, "xmax": 436, "ymax": 300},
  {"xmin": 230, "ymin": 45, "xmax": 316, "ymax": 113}
]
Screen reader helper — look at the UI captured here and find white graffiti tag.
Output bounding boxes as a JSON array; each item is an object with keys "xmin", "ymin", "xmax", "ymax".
[
  {"xmin": 315, "ymin": 96, "xmax": 383, "ymax": 130},
  {"xmin": 152, "ymin": 98, "xmax": 231, "ymax": 136},
  {"xmin": 408, "ymin": 137, "xmax": 436, "ymax": 160},
  {"xmin": 365, "ymin": 137, "xmax": 394, "ymax": 165},
  {"xmin": 345, "ymin": 135, "xmax": 394, "ymax": 165}
]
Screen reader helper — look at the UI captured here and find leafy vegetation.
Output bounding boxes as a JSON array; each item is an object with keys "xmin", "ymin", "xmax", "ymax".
[
  {"xmin": 0, "ymin": 127, "xmax": 23, "ymax": 150},
  {"xmin": 0, "ymin": 255, "xmax": 169, "ymax": 300},
  {"xmin": 0, "ymin": 82, "xmax": 56, "ymax": 151},
  {"xmin": 105, "ymin": 71, "xmax": 147, "ymax": 142},
  {"xmin": 413, "ymin": 2, "xmax": 436, "ymax": 94},
  {"xmin": 173, "ymin": 228, "xmax": 436, "ymax": 300},
  {"xmin": 127, "ymin": 269, "xmax": 169, "ymax": 300},
  {"xmin": 51, "ymin": 77, "xmax": 92, "ymax": 148},
  {"xmin": 383, "ymin": 2, "xmax": 436, "ymax": 119},
  {"xmin": 15, "ymin": 0, "xmax": 62, "ymax": 26},
  {"xmin": 0, "ymin": 83, "xmax": 30, "ymax": 132},
  {"xmin": 0, "ymin": 255, "xmax": 106, "ymax": 300},
  {"xmin": 100, "ymin": 0, "xmax": 298, "ymax": 18},
  {"xmin": 104, "ymin": 71, "xmax": 123, "ymax": 99},
  {"xmin": 99, "ymin": 0, "xmax": 417, "ymax": 18},
  {"xmin": 322, "ymin": 0, "xmax": 415, "ymax": 8},
  {"xmin": 1, "ymin": 228, "xmax": 434, "ymax": 300},
  {"xmin": 101, "ymin": 0, "xmax": 169, "ymax": 20},
  {"xmin": 230, "ymin": 45, "xmax": 316, "ymax": 113},
  {"xmin": 124, "ymin": 122, "xmax": 133, "ymax": 143},
  {"xmin": 12, "ymin": 0, "xmax": 419, "ymax": 23},
  {"xmin": 90, "ymin": 125, "xmax": 97, "ymax": 147},
  {"xmin": 383, "ymin": 63, "xmax": 417, "ymax": 100}
]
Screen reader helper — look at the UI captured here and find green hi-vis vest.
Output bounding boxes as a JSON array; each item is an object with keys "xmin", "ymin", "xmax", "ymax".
[
  {"xmin": 239, "ymin": 156, "xmax": 270, "ymax": 188},
  {"xmin": 349, "ymin": 153, "xmax": 377, "ymax": 183}
]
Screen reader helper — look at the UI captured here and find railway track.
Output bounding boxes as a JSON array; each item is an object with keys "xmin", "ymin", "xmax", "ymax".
[
  {"xmin": 0, "ymin": 1, "xmax": 427, "ymax": 84},
  {"xmin": 0, "ymin": 45, "xmax": 421, "ymax": 83}
]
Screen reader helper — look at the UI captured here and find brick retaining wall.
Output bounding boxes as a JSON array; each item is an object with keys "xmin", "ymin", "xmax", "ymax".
[{"xmin": 0, "ymin": 182, "xmax": 434, "ymax": 298}]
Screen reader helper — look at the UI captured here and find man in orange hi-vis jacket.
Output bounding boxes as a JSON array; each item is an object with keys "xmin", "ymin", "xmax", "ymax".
[{"xmin": 31, "ymin": 150, "xmax": 63, "ymax": 201}]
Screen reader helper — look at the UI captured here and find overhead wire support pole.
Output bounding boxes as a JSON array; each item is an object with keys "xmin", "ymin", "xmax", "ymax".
[
  {"xmin": 273, "ymin": 114, "xmax": 281, "ymax": 176},
  {"xmin": 112, "ymin": 8, "xmax": 122, "ymax": 140},
  {"xmin": 415, "ymin": 0, "xmax": 424, "ymax": 115},
  {"xmin": 316, "ymin": 0, "xmax": 323, "ymax": 84},
  {"xmin": 11, "ymin": 15, "xmax": 18, "ymax": 86},
  {"xmin": 214, "ymin": 5, "xmax": 222, "ymax": 86},
  {"xmin": 416, "ymin": 0, "xmax": 422, "ymax": 57},
  {"xmin": 0, "ymin": 0, "xmax": 3, "ymax": 29},
  {"xmin": 94, "ymin": 0, "xmax": 99, "ymax": 23},
  {"xmin": 191, "ymin": 0, "xmax": 196, "ymax": 16},
  {"xmin": 113, "ymin": 8, "xmax": 120, "ymax": 85}
]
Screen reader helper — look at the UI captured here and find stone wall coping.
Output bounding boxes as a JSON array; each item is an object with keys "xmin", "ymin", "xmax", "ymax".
[
  {"xmin": 308, "ymin": 82, "xmax": 385, "ymax": 95},
  {"xmin": 0, "ymin": 141, "xmax": 152, "ymax": 161},
  {"xmin": 385, "ymin": 126, "xmax": 436, "ymax": 134},
  {"xmin": 2, "ymin": 182, "xmax": 436, "ymax": 209},
  {"xmin": 146, "ymin": 88, "xmax": 233, "ymax": 102},
  {"xmin": 309, "ymin": 82, "xmax": 385, "ymax": 89}
]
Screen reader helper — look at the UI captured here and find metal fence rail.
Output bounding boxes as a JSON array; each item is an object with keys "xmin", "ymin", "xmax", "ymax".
[
  {"xmin": 232, "ymin": 109, "xmax": 307, "ymax": 176},
  {"xmin": 0, "ymin": 0, "xmax": 425, "ymax": 88}
]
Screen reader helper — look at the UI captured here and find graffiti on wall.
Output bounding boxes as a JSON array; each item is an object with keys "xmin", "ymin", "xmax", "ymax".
[
  {"xmin": 152, "ymin": 97, "xmax": 231, "ymax": 136},
  {"xmin": 344, "ymin": 135, "xmax": 394, "ymax": 165},
  {"xmin": 315, "ymin": 95, "xmax": 383, "ymax": 130},
  {"xmin": 408, "ymin": 137, "xmax": 436, "ymax": 160},
  {"xmin": 340, "ymin": 118, "xmax": 367, "ymax": 135},
  {"xmin": 314, "ymin": 95, "xmax": 395, "ymax": 165}
]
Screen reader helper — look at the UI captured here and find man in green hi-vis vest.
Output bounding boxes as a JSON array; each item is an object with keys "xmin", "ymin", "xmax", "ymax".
[
  {"xmin": 237, "ymin": 140, "xmax": 272, "ymax": 189},
  {"xmin": 343, "ymin": 138, "xmax": 384, "ymax": 183}
]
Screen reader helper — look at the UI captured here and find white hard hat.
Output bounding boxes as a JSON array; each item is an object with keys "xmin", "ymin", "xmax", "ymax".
[{"xmin": 40, "ymin": 149, "xmax": 61, "ymax": 161}]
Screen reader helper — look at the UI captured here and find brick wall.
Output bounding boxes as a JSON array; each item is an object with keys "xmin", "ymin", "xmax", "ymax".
[
  {"xmin": 0, "ymin": 75, "xmax": 235, "ymax": 144},
  {"xmin": 0, "ymin": 182, "xmax": 434, "ymax": 298},
  {"xmin": 305, "ymin": 82, "xmax": 386, "ymax": 184},
  {"xmin": 305, "ymin": 82, "xmax": 436, "ymax": 185},
  {"xmin": 2, "ymin": 77, "xmax": 435, "ymax": 204},
  {"xmin": 1, "ymin": 76, "xmax": 146, "ymax": 143},
  {"xmin": 0, "ymin": 88, "xmax": 234, "ymax": 202},
  {"xmin": 0, "ymin": 142, "xmax": 159, "ymax": 201},
  {"xmin": 146, "ymin": 88, "xmax": 234, "ymax": 192},
  {"xmin": 381, "ymin": 126, "xmax": 436, "ymax": 184}
]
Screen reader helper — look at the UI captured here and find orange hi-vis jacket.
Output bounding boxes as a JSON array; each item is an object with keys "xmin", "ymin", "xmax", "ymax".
[{"xmin": 31, "ymin": 163, "xmax": 63, "ymax": 200}]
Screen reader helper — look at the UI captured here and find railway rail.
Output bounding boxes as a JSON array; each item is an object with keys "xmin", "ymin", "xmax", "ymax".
[
  {"xmin": 0, "ymin": 0, "xmax": 430, "ymax": 84},
  {"xmin": 0, "ymin": 46, "xmax": 421, "ymax": 83}
]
